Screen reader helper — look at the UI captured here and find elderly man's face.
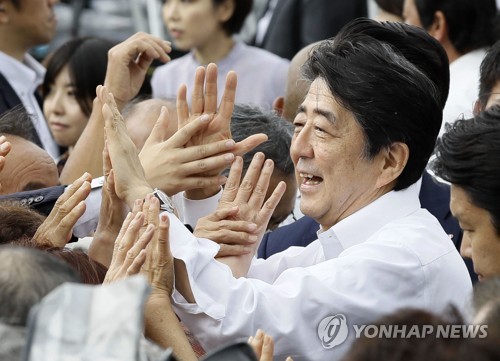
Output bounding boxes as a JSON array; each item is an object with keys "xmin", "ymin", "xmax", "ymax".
[
  {"xmin": 290, "ymin": 78, "xmax": 385, "ymax": 230},
  {"xmin": 0, "ymin": 135, "xmax": 59, "ymax": 194},
  {"xmin": 451, "ymin": 185, "xmax": 500, "ymax": 282}
]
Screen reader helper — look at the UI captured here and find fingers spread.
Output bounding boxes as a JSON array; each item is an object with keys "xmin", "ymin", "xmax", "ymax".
[
  {"xmin": 217, "ymin": 71, "xmax": 237, "ymax": 120},
  {"xmin": 220, "ymin": 156, "xmax": 243, "ymax": 203},
  {"xmin": 248, "ymin": 159, "xmax": 274, "ymax": 210},
  {"xmin": 234, "ymin": 152, "xmax": 265, "ymax": 204},
  {"xmin": 204, "ymin": 63, "xmax": 218, "ymax": 114},
  {"xmin": 176, "ymin": 84, "xmax": 189, "ymax": 128},
  {"xmin": 258, "ymin": 181, "xmax": 287, "ymax": 225},
  {"xmin": 191, "ymin": 66, "xmax": 206, "ymax": 116}
]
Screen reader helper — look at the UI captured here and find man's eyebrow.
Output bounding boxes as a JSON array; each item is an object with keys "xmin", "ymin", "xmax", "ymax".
[{"xmin": 297, "ymin": 104, "xmax": 336, "ymax": 124}]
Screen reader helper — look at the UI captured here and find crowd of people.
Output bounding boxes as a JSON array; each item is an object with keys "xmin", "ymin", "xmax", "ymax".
[{"xmin": 1, "ymin": 0, "xmax": 500, "ymax": 360}]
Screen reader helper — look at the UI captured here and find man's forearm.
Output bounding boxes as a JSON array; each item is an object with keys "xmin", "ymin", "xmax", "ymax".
[
  {"xmin": 60, "ymin": 104, "xmax": 104, "ymax": 183},
  {"xmin": 144, "ymin": 296, "xmax": 198, "ymax": 361},
  {"xmin": 174, "ymin": 259, "xmax": 195, "ymax": 304}
]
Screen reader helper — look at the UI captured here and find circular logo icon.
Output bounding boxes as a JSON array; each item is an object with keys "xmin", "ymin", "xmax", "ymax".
[{"xmin": 317, "ymin": 314, "xmax": 349, "ymax": 349}]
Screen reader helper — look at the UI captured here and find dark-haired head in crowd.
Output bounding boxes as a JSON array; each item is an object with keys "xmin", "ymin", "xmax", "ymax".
[
  {"xmin": 402, "ymin": 0, "xmax": 498, "ymax": 133},
  {"xmin": 42, "ymin": 37, "xmax": 115, "ymax": 171},
  {"xmin": 0, "ymin": 245, "xmax": 80, "ymax": 327},
  {"xmin": 477, "ymin": 40, "xmax": 500, "ymax": 111},
  {"xmin": 473, "ymin": 277, "xmax": 500, "ymax": 342},
  {"xmin": 434, "ymin": 105, "xmax": 500, "ymax": 282},
  {"xmin": 0, "ymin": 201, "xmax": 45, "ymax": 244},
  {"xmin": 342, "ymin": 308, "xmax": 500, "ymax": 361},
  {"xmin": 227, "ymin": 103, "xmax": 296, "ymax": 230},
  {"xmin": 0, "ymin": 0, "xmax": 60, "ymax": 158},
  {"xmin": 403, "ymin": 0, "xmax": 497, "ymax": 60}
]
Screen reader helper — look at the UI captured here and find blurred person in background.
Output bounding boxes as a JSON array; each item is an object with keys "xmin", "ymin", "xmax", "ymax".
[
  {"xmin": 42, "ymin": 37, "xmax": 115, "ymax": 172},
  {"xmin": 152, "ymin": 0, "xmax": 289, "ymax": 110}
]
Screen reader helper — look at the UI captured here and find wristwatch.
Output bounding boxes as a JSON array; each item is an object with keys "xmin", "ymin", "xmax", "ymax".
[{"xmin": 152, "ymin": 188, "xmax": 175, "ymax": 214}]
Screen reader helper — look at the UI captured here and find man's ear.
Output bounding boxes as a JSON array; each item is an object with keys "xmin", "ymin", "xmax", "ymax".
[
  {"xmin": 375, "ymin": 142, "xmax": 409, "ymax": 189},
  {"xmin": 272, "ymin": 96, "xmax": 285, "ymax": 117},
  {"xmin": 428, "ymin": 11, "xmax": 448, "ymax": 43},
  {"xmin": 473, "ymin": 99, "xmax": 482, "ymax": 115},
  {"xmin": 216, "ymin": 0, "xmax": 235, "ymax": 23}
]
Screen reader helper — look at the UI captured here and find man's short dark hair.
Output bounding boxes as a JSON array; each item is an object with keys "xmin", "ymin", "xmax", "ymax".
[
  {"xmin": 473, "ymin": 277, "xmax": 500, "ymax": 342},
  {"xmin": 213, "ymin": 0, "xmax": 252, "ymax": 35},
  {"xmin": 0, "ymin": 245, "xmax": 80, "ymax": 326},
  {"xmin": 342, "ymin": 307, "xmax": 500, "ymax": 361},
  {"xmin": 227, "ymin": 103, "xmax": 294, "ymax": 176},
  {"xmin": 303, "ymin": 18, "xmax": 443, "ymax": 191},
  {"xmin": 0, "ymin": 202, "xmax": 45, "ymax": 245},
  {"xmin": 414, "ymin": 0, "xmax": 497, "ymax": 54},
  {"xmin": 479, "ymin": 40, "xmax": 500, "ymax": 110},
  {"xmin": 433, "ymin": 105, "xmax": 500, "ymax": 234}
]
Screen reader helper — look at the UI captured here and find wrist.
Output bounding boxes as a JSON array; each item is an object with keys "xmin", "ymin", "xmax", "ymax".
[
  {"xmin": 125, "ymin": 184, "xmax": 154, "ymax": 208},
  {"xmin": 185, "ymin": 186, "xmax": 221, "ymax": 200}
]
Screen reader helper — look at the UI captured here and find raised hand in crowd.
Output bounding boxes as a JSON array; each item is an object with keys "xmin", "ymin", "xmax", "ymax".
[
  {"xmin": 104, "ymin": 32, "xmax": 171, "ymax": 111},
  {"xmin": 0, "ymin": 135, "xmax": 11, "ymax": 192},
  {"xmin": 138, "ymin": 104, "xmax": 235, "ymax": 196},
  {"xmin": 60, "ymin": 32, "xmax": 171, "ymax": 184},
  {"xmin": 102, "ymin": 193, "xmax": 197, "ymax": 361},
  {"xmin": 195, "ymin": 154, "xmax": 286, "ymax": 277},
  {"xmin": 32, "ymin": 173, "xmax": 92, "ymax": 248},
  {"xmin": 89, "ymin": 144, "xmax": 129, "ymax": 267},
  {"xmin": 98, "ymin": 85, "xmax": 154, "ymax": 208},
  {"xmin": 193, "ymin": 205, "xmax": 258, "ymax": 257},
  {"xmin": 179, "ymin": 64, "xmax": 268, "ymax": 199}
]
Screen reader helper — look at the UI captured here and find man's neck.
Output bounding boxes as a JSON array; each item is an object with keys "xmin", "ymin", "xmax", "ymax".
[
  {"xmin": 442, "ymin": 41, "xmax": 461, "ymax": 64},
  {"xmin": 0, "ymin": 36, "xmax": 29, "ymax": 62},
  {"xmin": 193, "ymin": 32, "xmax": 235, "ymax": 66}
]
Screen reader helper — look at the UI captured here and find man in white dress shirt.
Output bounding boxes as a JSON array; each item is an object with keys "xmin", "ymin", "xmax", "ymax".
[
  {"xmin": 0, "ymin": 0, "xmax": 60, "ymax": 159},
  {"xmin": 160, "ymin": 19, "xmax": 472, "ymax": 361}
]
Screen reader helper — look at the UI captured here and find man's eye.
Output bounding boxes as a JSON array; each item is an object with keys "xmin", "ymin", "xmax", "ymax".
[{"xmin": 293, "ymin": 123, "xmax": 304, "ymax": 133}]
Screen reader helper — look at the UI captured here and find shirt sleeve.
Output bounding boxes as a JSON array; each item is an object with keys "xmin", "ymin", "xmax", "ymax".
[
  {"xmin": 178, "ymin": 188, "xmax": 222, "ymax": 228},
  {"xmin": 167, "ymin": 211, "xmax": 431, "ymax": 361}
]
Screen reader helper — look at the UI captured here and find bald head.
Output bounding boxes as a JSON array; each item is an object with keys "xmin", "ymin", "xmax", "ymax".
[
  {"xmin": 282, "ymin": 42, "xmax": 321, "ymax": 122},
  {"xmin": 0, "ymin": 135, "xmax": 59, "ymax": 195},
  {"xmin": 124, "ymin": 98, "xmax": 178, "ymax": 151}
]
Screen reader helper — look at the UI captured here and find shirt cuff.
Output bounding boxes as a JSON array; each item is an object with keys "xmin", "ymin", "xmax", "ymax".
[
  {"xmin": 166, "ymin": 212, "xmax": 228, "ymax": 319},
  {"xmin": 180, "ymin": 188, "xmax": 222, "ymax": 228}
]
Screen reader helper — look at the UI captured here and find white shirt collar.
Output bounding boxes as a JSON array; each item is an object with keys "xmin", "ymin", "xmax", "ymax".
[
  {"xmin": 0, "ymin": 51, "xmax": 45, "ymax": 94},
  {"xmin": 317, "ymin": 181, "xmax": 421, "ymax": 256}
]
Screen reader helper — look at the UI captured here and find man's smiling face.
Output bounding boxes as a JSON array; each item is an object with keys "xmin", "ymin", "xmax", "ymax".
[{"xmin": 290, "ymin": 78, "xmax": 386, "ymax": 230}]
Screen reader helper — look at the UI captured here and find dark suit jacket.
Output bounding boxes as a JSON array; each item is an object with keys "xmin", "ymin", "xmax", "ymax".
[
  {"xmin": 258, "ymin": 171, "xmax": 477, "ymax": 282},
  {"xmin": 259, "ymin": 0, "xmax": 367, "ymax": 60},
  {"xmin": 0, "ymin": 72, "xmax": 43, "ymax": 147}
]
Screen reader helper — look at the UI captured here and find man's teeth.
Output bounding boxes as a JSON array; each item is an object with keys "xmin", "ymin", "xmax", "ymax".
[{"xmin": 299, "ymin": 173, "xmax": 321, "ymax": 185}]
